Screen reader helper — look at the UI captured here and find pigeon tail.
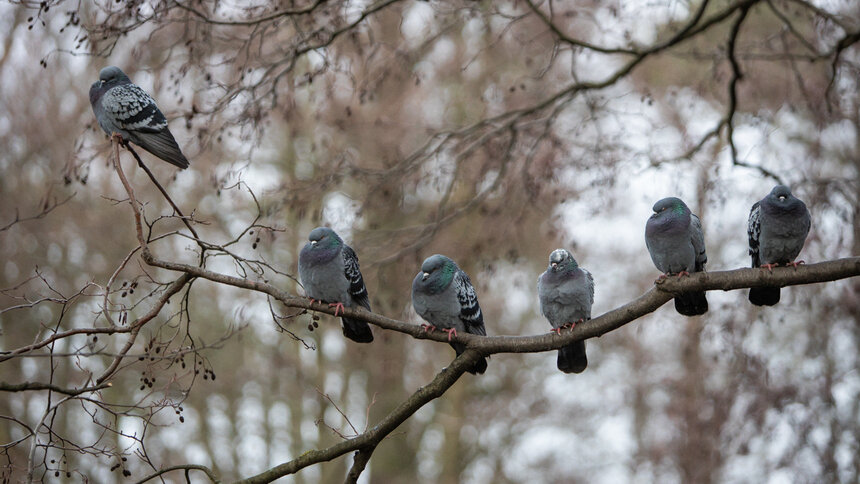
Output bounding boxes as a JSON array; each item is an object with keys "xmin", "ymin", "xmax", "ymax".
[
  {"xmin": 340, "ymin": 317, "xmax": 374, "ymax": 343},
  {"xmin": 557, "ymin": 340, "xmax": 587, "ymax": 374},
  {"xmin": 450, "ymin": 342, "xmax": 488, "ymax": 375},
  {"xmin": 749, "ymin": 286, "xmax": 780, "ymax": 306},
  {"xmin": 128, "ymin": 130, "xmax": 190, "ymax": 169},
  {"xmin": 674, "ymin": 291, "xmax": 708, "ymax": 316}
]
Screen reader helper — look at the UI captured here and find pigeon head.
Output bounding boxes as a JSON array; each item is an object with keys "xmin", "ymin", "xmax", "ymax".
[
  {"xmin": 647, "ymin": 197, "xmax": 692, "ymax": 236},
  {"xmin": 651, "ymin": 197, "xmax": 689, "ymax": 217},
  {"xmin": 416, "ymin": 254, "xmax": 456, "ymax": 294},
  {"xmin": 763, "ymin": 185, "xmax": 805, "ymax": 215},
  {"xmin": 98, "ymin": 66, "xmax": 132, "ymax": 87},
  {"xmin": 307, "ymin": 227, "xmax": 343, "ymax": 249},
  {"xmin": 548, "ymin": 248, "xmax": 578, "ymax": 272},
  {"xmin": 90, "ymin": 66, "xmax": 132, "ymax": 105}
]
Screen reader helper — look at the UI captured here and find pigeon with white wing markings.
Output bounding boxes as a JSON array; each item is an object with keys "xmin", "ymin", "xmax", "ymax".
[
  {"xmin": 298, "ymin": 227, "xmax": 374, "ymax": 343},
  {"xmin": 645, "ymin": 197, "xmax": 709, "ymax": 316},
  {"xmin": 412, "ymin": 254, "xmax": 488, "ymax": 375},
  {"xmin": 747, "ymin": 185, "xmax": 811, "ymax": 306},
  {"xmin": 538, "ymin": 249, "xmax": 593, "ymax": 374},
  {"xmin": 89, "ymin": 66, "xmax": 189, "ymax": 169}
]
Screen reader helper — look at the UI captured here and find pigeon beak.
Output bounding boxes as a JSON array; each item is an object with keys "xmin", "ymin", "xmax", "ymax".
[
  {"xmin": 778, "ymin": 195, "xmax": 786, "ymax": 201},
  {"xmin": 551, "ymin": 262, "xmax": 558, "ymax": 269},
  {"xmin": 310, "ymin": 240, "xmax": 317, "ymax": 246},
  {"xmin": 422, "ymin": 272, "xmax": 429, "ymax": 281}
]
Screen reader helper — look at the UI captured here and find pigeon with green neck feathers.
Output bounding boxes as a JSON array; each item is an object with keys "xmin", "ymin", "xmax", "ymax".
[
  {"xmin": 412, "ymin": 254, "xmax": 488, "ymax": 374},
  {"xmin": 645, "ymin": 197, "xmax": 709, "ymax": 316},
  {"xmin": 298, "ymin": 227, "xmax": 374, "ymax": 343},
  {"xmin": 538, "ymin": 249, "xmax": 593, "ymax": 374}
]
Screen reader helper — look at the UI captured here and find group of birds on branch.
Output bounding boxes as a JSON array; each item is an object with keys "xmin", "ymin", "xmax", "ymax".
[{"xmin": 89, "ymin": 67, "xmax": 812, "ymax": 376}]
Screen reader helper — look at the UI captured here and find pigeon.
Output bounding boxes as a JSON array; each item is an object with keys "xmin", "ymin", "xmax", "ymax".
[
  {"xmin": 412, "ymin": 254, "xmax": 488, "ymax": 375},
  {"xmin": 89, "ymin": 66, "xmax": 189, "ymax": 169},
  {"xmin": 538, "ymin": 249, "xmax": 593, "ymax": 374},
  {"xmin": 747, "ymin": 185, "xmax": 811, "ymax": 306},
  {"xmin": 645, "ymin": 197, "xmax": 709, "ymax": 316},
  {"xmin": 298, "ymin": 227, "xmax": 374, "ymax": 343}
]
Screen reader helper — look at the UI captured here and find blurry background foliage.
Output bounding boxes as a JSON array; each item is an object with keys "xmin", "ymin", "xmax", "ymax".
[{"xmin": 1, "ymin": 0, "xmax": 859, "ymax": 482}]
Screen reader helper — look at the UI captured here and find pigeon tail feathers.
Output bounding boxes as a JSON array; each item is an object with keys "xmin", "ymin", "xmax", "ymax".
[
  {"xmin": 340, "ymin": 317, "xmax": 374, "ymax": 343},
  {"xmin": 557, "ymin": 340, "xmax": 587, "ymax": 374},
  {"xmin": 674, "ymin": 291, "xmax": 708, "ymax": 316},
  {"xmin": 449, "ymin": 341, "xmax": 487, "ymax": 375},
  {"xmin": 749, "ymin": 286, "xmax": 780, "ymax": 306}
]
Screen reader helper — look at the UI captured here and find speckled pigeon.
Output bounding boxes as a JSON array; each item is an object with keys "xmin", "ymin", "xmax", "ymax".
[
  {"xmin": 89, "ymin": 66, "xmax": 189, "ymax": 169},
  {"xmin": 538, "ymin": 249, "xmax": 593, "ymax": 374},
  {"xmin": 645, "ymin": 197, "xmax": 709, "ymax": 316},
  {"xmin": 298, "ymin": 227, "xmax": 374, "ymax": 343},
  {"xmin": 747, "ymin": 185, "xmax": 811, "ymax": 306},
  {"xmin": 412, "ymin": 254, "xmax": 488, "ymax": 375}
]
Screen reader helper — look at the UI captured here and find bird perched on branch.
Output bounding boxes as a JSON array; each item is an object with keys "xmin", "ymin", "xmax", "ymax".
[
  {"xmin": 298, "ymin": 227, "xmax": 374, "ymax": 343},
  {"xmin": 538, "ymin": 249, "xmax": 593, "ymax": 374},
  {"xmin": 747, "ymin": 185, "xmax": 811, "ymax": 306},
  {"xmin": 645, "ymin": 197, "xmax": 709, "ymax": 316},
  {"xmin": 89, "ymin": 66, "xmax": 189, "ymax": 169},
  {"xmin": 412, "ymin": 254, "xmax": 488, "ymax": 375}
]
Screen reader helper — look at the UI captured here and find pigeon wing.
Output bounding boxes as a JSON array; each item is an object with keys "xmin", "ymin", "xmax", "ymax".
[
  {"xmin": 747, "ymin": 201, "xmax": 761, "ymax": 268},
  {"xmin": 343, "ymin": 246, "xmax": 371, "ymax": 311},
  {"xmin": 456, "ymin": 271, "xmax": 486, "ymax": 336}
]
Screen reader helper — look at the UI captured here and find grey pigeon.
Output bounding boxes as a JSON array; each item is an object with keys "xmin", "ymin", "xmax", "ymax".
[
  {"xmin": 89, "ymin": 66, "xmax": 189, "ymax": 169},
  {"xmin": 645, "ymin": 197, "xmax": 709, "ymax": 316},
  {"xmin": 412, "ymin": 254, "xmax": 488, "ymax": 375},
  {"xmin": 298, "ymin": 227, "xmax": 373, "ymax": 343},
  {"xmin": 747, "ymin": 185, "xmax": 811, "ymax": 306},
  {"xmin": 538, "ymin": 249, "xmax": 593, "ymax": 374}
]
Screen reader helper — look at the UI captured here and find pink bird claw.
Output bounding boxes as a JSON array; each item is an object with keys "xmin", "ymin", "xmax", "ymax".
[
  {"xmin": 789, "ymin": 260, "xmax": 805, "ymax": 268},
  {"xmin": 421, "ymin": 324, "xmax": 437, "ymax": 333},
  {"xmin": 328, "ymin": 302, "xmax": 345, "ymax": 316},
  {"xmin": 676, "ymin": 271, "xmax": 690, "ymax": 278},
  {"xmin": 656, "ymin": 274, "xmax": 669, "ymax": 282},
  {"xmin": 442, "ymin": 328, "xmax": 458, "ymax": 341},
  {"xmin": 761, "ymin": 263, "xmax": 778, "ymax": 271},
  {"xmin": 549, "ymin": 328, "xmax": 563, "ymax": 335}
]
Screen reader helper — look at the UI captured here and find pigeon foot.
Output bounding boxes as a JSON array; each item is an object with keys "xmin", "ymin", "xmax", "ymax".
[
  {"xmin": 442, "ymin": 328, "xmax": 458, "ymax": 341},
  {"xmin": 328, "ymin": 302, "xmax": 346, "ymax": 316},
  {"xmin": 788, "ymin": 260, "xmax": 805, "ymax": 268},
  {"xmin": 760, "ymin": 263, "xmax": 779, "ymax": 271},
  {"xmin": 421, "ymin": 324, "xmax": 437, "ymax": 333}
]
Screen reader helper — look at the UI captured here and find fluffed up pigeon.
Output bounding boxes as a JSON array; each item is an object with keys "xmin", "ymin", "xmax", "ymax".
[
  {"xmin": 298, "ymin": 227, "xmax": 374, "ymax": 343},
  {"xmin": 412, "ymin": 254, "xmax": 488, "ymax": 375},
  {"xmin": 538, "ymin": 249, "xmax": 593, "ymax": 374},
  {"xmin": 747, "ymin": 185, "xmax": 811, "ymax": 306},
  {"xmin": 89, "ymin": 66, "xmax": 189, "ymax": 169},
  {"xmin": 645, "ymin": 197, "xmax": 709, "ymax": 316}
]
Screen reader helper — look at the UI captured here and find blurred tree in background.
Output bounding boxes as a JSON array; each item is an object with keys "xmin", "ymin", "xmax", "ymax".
[{"xmin": 1, "ymin": 0, "xmax": 859, "ymax": 482}]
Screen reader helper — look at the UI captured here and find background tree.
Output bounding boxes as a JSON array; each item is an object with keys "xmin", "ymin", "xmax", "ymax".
[{"xmin": 1, "ymin": 0, "xmax": 859, "ymax": 482}]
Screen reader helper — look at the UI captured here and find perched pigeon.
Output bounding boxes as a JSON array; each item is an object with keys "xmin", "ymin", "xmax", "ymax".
[
  {"xmin": 298, "ymin": 227, "xmax": 374, "ymax": 343},
  {"xmin": 645, "ymin": 197, "xmax": 709, "ymax": 316},
  {"xmin": 538, "ymin": 249, "xmax": 593, "ymax": 374},
  {"xmin": 89, "ymin": 66, "xmax": 189, "ymax": 169},
  {"xmin": 412, "ymin": 254, "xmax": 488, "ymax": 375},
  {"xmin": 747, "ymin": 185, "xmax": 811, "ymax": 306}
]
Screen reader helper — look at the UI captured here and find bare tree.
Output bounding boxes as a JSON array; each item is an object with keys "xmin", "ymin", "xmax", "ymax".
[{"xmin": 2, "ymin": 0, "xmax": 859, "ymax": 482}]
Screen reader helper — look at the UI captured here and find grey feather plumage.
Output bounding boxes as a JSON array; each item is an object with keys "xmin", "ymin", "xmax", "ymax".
[
  {"xmin": 538, "ymin": 249, "xmax": 593, "ymax": 374},
  {"xmin": 645, "ymin": 197, "xmax": 709, "ymax": 316},
  {"xmin": 89, "ymin": 66, "xmax": 189, "ymax": 169},
  {"xmin": 298, "ymin": 227, "xmax": 373, "ymax": 343},
  {"xmin": 748, "ymin": 185, "xmax": 811, "ymax": 306},
  {"xmin": 412, "ymin": 254, "xmax": 488, "ymax": 374}
]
